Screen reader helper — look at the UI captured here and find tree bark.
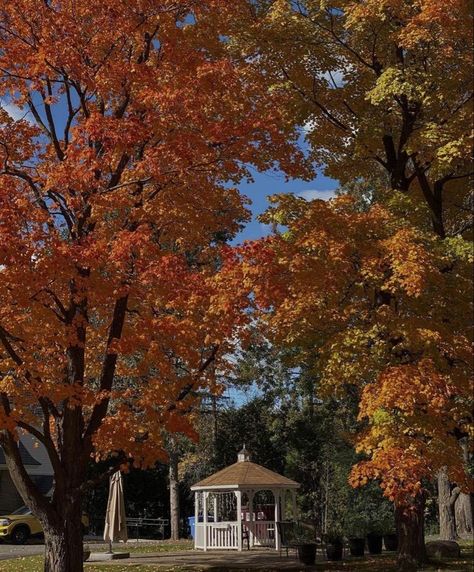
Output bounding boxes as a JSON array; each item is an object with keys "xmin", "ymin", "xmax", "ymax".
[
  {"xmin": 2, "ymin": 432, "xmax": 86, "ymax": 572},
  {"xmin": 43, "ymin": 498, "xmax": 84, "ymax": 572},
  {"xmin": 169, "ymin": 447, "xmax": 180, "ymax": 541},
  {"xmin": 395, "ymin": 494, "xmax": 427, "ymax": 571},
  {"xmin": 438, "ymin": 467, "xmax": 458, "ymax": 540},
  {"xmin": 454, "ymin": 492, "xmax": 473, "ymax": 537}
]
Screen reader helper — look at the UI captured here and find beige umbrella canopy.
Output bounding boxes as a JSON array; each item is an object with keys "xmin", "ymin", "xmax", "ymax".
[{"xmin": 104, "ymin": 471, "xmax": 128, "ymax": 549}]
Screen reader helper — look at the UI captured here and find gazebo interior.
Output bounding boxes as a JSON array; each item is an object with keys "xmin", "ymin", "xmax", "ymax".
[{"xmin": 191, "ymin": 446, "xmax": 299, "ymax": 551}]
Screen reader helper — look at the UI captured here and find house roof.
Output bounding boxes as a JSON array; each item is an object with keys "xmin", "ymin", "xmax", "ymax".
[
  {"xmin": 0, "ymin": 443, "xmax": 41, "ymax": 467},
  {"xmin": 191, "ymin": 460, "xmax": 299, "ymax": 491}
]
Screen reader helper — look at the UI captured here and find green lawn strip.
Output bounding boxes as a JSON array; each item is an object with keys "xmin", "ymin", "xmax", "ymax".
[
  {"xmin": 85, "ymin": 541, "xmax": 193, "ymax": 554},
  {"xmin": 0, "ymin": 556, "xmax": 43, "ymax": 572},
  {"xmin": 0, "ymin": 560, "xmax": 196, "ymax": 572}
]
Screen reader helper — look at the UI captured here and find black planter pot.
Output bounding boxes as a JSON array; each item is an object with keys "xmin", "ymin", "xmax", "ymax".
[
  {"xmin": 297, "ymin": 543, "xmax": 317, "ymax": 565},
  {"xmin": 384, "ymin": 534, "xmax": 398, "ymax": 551},
  {"xmin": 326, "ymin": 541, "xmax": 344, "ymax": 561},
  {"xmin": 349, "ymin": 537, "xmax": 365, "ymax": 557},
  {"xmin": 367, "ymin": 533, "xmax": 383, "ymax": 554}
]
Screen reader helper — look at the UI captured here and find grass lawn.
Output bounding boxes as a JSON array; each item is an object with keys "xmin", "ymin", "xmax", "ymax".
[
  {"xmin": 0, "ymin": 540, "xmax": 471, "ymax": 572},
  {"xmin": 84, "ymin": 540, "xmax": 194, "ymax": 554}
]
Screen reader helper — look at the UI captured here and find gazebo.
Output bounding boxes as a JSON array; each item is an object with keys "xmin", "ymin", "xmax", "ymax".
[{"xmin": 191, "ymin": 446, "xmax": 299, "ymax": 551}]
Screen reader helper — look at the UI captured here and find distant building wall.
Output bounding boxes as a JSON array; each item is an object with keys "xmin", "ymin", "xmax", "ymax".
[
  {"xmin": 17, "ymin": 434, "xmax": 54, "ymax": 477},
  {"xmin": 0, "ymin": 471, "xmax": 23, "ymax": 513},
  {"xmin": 0, "ymin": 434, "xmax": 54, "ymax": 513}
]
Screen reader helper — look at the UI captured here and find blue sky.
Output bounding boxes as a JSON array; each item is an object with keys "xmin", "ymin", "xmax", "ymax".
[
  {"xmin": 236, "ymin": 166, "xmax": 338, "ymax": 243},
  {"xmin": 1, "ymin": 97, "xmax": 338, "ymax": 247}
]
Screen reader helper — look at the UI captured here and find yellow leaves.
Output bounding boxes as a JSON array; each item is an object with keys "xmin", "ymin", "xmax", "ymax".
[
  {"xmin": 247, "ymin": 189, "xmax": 473, "ymax": 506},
  {"xmin": 381, "ymin": 227, "xmax": 433, "ymax": 297},
  {"xmin": 367, "ymin": 66, "xmax": 431, "ymax": 108},
  {"xmin": 372, "ymin": 408, "xmax": 392, "ymax": 427},
  {"xmin": 444, "ymin": 236, "xmax": 474, "ymax": 263}
]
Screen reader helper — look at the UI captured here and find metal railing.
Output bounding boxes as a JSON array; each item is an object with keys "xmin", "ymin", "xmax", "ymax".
[{"xmin": 125, "ymin": 517, "xmax": 169, "ymax": 541}]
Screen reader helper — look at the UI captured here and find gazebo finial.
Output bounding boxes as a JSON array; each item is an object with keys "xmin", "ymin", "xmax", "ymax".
[{"xmin": 237, "ymin": 444, "xmax": 250, "ymax": 463}]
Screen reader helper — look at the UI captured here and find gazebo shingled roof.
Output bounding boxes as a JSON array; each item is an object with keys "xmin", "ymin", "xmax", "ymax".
[{"xmin": 191, "ymin": 460, "xmax": 299, "ymax": 490}]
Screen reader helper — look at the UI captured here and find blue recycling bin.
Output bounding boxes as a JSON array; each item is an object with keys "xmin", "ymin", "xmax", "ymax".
[
  {"xmin": 187, "ymin": 515, "xmax": 214, "ymax": 539},
  {"xmin": 187, "ymin": 516, "xmax": 196, "ymax": 539}
]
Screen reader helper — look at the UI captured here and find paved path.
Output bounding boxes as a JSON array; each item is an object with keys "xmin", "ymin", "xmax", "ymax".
[
  {"xmin": 87, "ymin": 548, "xmax": 323, "ymax": 569},
  {"xmin": 0, "ymin": 540, "xmax": 44, "ymax": 561}
]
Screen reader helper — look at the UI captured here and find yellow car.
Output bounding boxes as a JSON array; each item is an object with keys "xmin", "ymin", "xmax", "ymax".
[{"xmin": 0, "ymin": 506, "xmax": 90, "ymax": 544}]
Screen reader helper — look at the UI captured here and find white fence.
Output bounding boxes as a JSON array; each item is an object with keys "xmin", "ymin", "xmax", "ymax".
[
  {"xmin": 195, "ymin": 521, "xmax": 276, "ymax": 550},
  {"xmin": 195, "ymin": 522, "xmax": 240, "ymax": 549}
]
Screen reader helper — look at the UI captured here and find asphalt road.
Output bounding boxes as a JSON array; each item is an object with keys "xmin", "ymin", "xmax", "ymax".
[{"xmin": 0, "ymin": 540, "xmax": 44, "ymax": 560}]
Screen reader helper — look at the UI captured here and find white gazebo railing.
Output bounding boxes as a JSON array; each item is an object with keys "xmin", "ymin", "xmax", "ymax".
[
  {"xmin": 195, "ymin": 520, "xmax": 276, "ymax": 550},
  {"xmin": 195, "ymin": 521, "xmax": 240, "ymax": 549}
]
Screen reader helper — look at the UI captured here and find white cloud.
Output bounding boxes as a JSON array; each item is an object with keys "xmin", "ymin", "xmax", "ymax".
[
  {"xmin": 297, "ymin": 189, "xmax": 336, "ymax": 202},
  {"xmin": 302, "ymin": 117, "xmax": 316, "ymax": 133}
]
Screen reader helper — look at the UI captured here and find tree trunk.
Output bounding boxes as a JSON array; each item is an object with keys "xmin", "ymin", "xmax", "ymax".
[
  {"xmin": 43, "ymin": 507, "xmax": 84, "ymax": 572},
  {"xmin": 2, "ymin": 421, "xmax": 87, "ymax": 572},
  {"xmin": 169, "ymin": 448, "xmax": 180, "ymax": 541},
  {"xmin": 438, "ymin": 468, "xmax": 458, "ymax": 540},
  {"xmin": 456, "ymin": 438, "xmax": 474, "ymax": 537},
  {"xmin": 454, "ymin": 492, "xmax": 473, "ymax": 537},
  {"xmin": 395, "ymin": 495, "xmax": 427, "ymax": 571}
]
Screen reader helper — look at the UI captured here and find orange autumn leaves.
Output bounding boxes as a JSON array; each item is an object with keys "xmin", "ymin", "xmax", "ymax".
[
  {"xmin": 0, "ymin": 0, "xmax": 471, "ymax": 497},
  {"xmin": 231, "ymin": 194, "xmax": 473, "ymax": 506},
  {"xmin": 0, "ymin": 1, "xmax": 307, "ymax": 468}
]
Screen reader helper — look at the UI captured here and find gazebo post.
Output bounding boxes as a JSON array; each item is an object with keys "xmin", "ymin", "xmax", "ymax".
[
  {"xmin": 235, "ymin": 490, "xmax": 242, "ymax": 551},
  {"xmin": 213, "ymin": 495, "xmax": 218, "ymax": 523},
  {"xmin": 281, "ymin": 490, "xmax": 286, "ymax": 521},
  {"xmin": 194, "ymin": 491, "xmax": 199, "ymax": 549},
  {"xmin": 248, "ymin": 490, "xmax": 255, "ymax": 548},
  {"xmin": 274, "ymin": 490, "xmax": 281, "ymax": 551},
  {"xmin": 203, "ymin": 492, "xmax": 208, "ymax": 552}
]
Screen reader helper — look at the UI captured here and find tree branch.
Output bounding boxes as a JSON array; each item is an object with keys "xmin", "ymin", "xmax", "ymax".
[{"xmin": 84, "ymin": 294, "xmax": 129, "ymax": 440}]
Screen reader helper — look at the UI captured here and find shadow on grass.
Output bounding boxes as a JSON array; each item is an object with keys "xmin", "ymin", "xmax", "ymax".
[{"xmin": 0, "ymin": 543, "xmax": 472, "ymax": 572}]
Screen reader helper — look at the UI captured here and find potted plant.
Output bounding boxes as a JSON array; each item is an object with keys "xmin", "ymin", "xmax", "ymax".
[
  {"xmin": 297, "ymin": 543, "xmax": 317, "ymax": 565},
  {"xmin": 291, "ymin": 524, "xmax": 317, "ymax": 565},
  {"xmin": 325, "ymin": 529, "xmax": 344, "ymax": 561},
  {"xmin": 345, "ymin": 517, "xmax": 367, "ymax": 557},
  {"xmin": 384, "ymin": 530, "xmax": 398, "ymax": 551},
  {"xmin": 366, "ymin": 521, "xmax": 384, "ymax": 555},
  {"xmin": 382, "ymin": 518, "xmax": 398, "ymax": 552}
]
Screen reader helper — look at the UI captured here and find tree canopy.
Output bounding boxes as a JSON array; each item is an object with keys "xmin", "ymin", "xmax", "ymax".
[
  {"xmin": 228, "ymin": 0, "xmax": 473, "ymax": 237},
  {"xmin": 0, "ymin": 2, "xmax": 306, "ymax": 570}
]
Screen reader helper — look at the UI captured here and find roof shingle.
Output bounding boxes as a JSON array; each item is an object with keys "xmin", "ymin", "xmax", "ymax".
[{"xmin": 191, "ymin": 461, "xmax": 299, "ymax": 490}]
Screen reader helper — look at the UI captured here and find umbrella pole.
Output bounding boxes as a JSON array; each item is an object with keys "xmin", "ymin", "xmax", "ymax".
[{"xmin": 107, "ymin": 540, "xmax": 113, "ymax": 554}]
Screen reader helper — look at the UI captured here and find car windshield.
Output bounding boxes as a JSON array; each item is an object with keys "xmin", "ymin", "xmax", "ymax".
[{"xmin": 11, "ymin": 506, "xmax": 31, "ymax": 516}]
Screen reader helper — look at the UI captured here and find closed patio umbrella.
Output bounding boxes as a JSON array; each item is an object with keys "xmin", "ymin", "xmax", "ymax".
[{"xmin": 104, "ymin": 470, "xmax": 128, "ymax": 552}]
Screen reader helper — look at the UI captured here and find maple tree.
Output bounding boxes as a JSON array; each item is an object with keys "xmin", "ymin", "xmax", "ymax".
[
  {"xmin": 223, "ymin": 1, "xmax": 473, "ymax": 565},
  {"xmin": 0, "ymin": 2, "xmax": 307, "ymax": 570},
  {"xmin": 234, "ymin": 193, "xmax": 473, "ymax": 570},
  {"xmin": 228, "ymin": 0, "xmax": 473, "ymax": 239}
]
